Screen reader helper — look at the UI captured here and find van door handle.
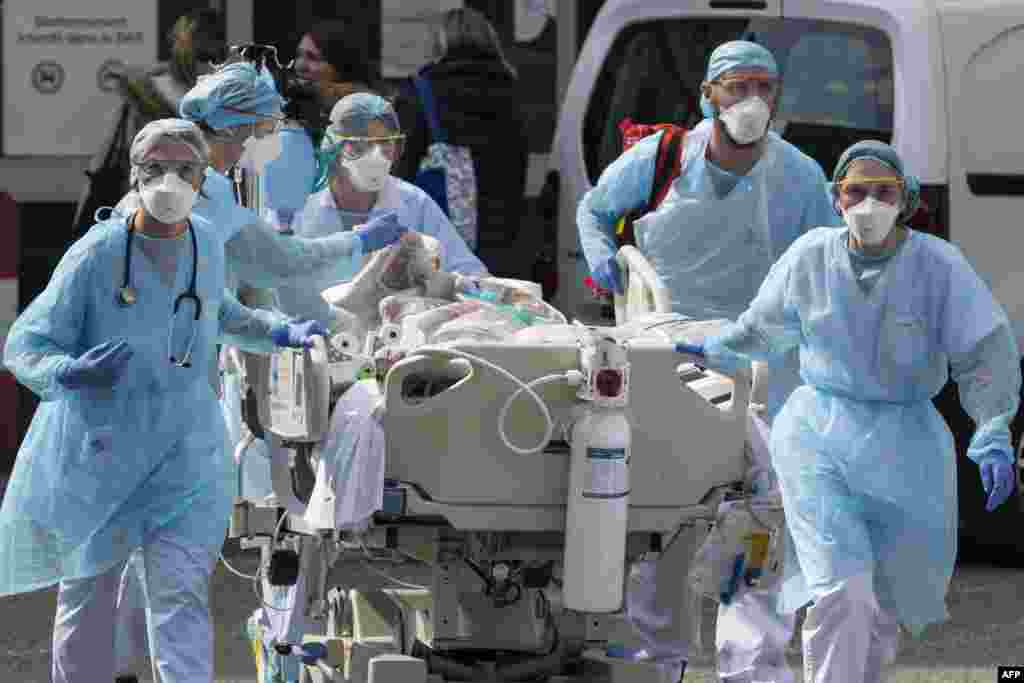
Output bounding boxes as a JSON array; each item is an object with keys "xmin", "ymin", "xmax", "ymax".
[{"xmin": 568, "ymin": 250, "xmax": 585, "ymax": 260}]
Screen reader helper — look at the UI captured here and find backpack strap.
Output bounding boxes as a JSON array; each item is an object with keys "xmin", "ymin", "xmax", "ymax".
[
  {"xmin": 646, "ymin": 127, "xmax": 685, "ymax": 212},
  {"xmin": 412, "ymin": 76, "xmax": 448, "ymax": 144}
]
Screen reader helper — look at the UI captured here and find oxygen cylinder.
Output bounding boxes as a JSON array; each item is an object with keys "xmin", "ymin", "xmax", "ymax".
[{"xmin": 562, "ymin": 404, "xmax": 632, "ymax": 612}]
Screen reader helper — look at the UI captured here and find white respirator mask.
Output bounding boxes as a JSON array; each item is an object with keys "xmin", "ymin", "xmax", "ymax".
[
  {"xmin": 843, "ymin": 196, "xmax": 901, "ymax": 246},
  {"xmin": 342, "ymin": 146, "xmax": 393, "ymax": 193},
  {"xmin": 719, "ymin": 96, "xmax": 772, "ymax": 145},
  {"xmin": 242, "ymin": 131, "xmax": 283, "ymax": 175},
  {"xmin": 140, "ymin": 173, "xmax": 198, "ymax": 225}
]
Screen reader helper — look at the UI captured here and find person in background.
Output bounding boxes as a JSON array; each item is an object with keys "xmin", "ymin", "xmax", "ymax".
[
  {"xmin": 259, "ymin": 20, "xmax": 382, "ymax": 234},
  {"xmin": 578, "ymin": 40, "xmax": 840, "ymax": 683},
  {"xmin": 73, "ymin": 9, "xmax": 228, "ymax": 237},
  {"xmin": 393, "ymin": 7, "xmax": 528, "ymax": 278},
  {"xmin": 682, "ymin": 140, "xmax": 1020, "ymax": 682},
  {"xmin": 0, "ymin": 118, "xmax": 326, "ymax": 683}
]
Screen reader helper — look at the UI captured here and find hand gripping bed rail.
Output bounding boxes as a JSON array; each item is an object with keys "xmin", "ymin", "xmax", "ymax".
[{"xmin": 614, "ymin": 245, "xmax": 673, "ymax": 325}]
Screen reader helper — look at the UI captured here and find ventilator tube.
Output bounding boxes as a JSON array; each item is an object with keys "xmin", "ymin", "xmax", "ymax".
[{"xmin": 562, "ymin": 407, "xmax": 631, "ymax": 612}]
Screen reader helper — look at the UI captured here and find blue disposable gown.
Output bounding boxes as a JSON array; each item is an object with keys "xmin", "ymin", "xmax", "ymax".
[
  {"xmin": 704, "ymin": 227, "xmax": 1021, "ymax": 633},
  {"xmin": 578, "ymin": 119, "xmax": 839, "ymax": 418},
  {"xmin": 578, "ymin": 119, "xmax": 838, "ymax": 320},
  {"xmin": 0, "ymin": 213, "xmax": 286, "ymax": 596},
  {"xmin": 260, "ymin": 126, "xmax": 317, "ymax": 233},
  {"xmin": 276, "ymin": 176, "xmax": 487, "ymax": 322}
]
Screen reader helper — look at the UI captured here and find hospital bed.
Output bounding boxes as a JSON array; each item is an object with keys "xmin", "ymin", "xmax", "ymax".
[{"xmin": 229, "ymin": 246, "xmax": 755, "ymax": 683}]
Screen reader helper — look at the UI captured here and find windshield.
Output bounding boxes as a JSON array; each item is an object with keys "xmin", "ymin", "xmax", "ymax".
[{"xmin": 584, "ymin": 17, "xmax": 894, "ymax": 182}]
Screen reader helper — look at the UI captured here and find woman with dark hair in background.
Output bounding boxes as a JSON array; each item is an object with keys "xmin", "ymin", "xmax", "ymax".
[
  {"xmin": 259, "ymin": 19, "xmax": 380, "ymax": 233},
  {"xmin": 394, "ymin": 7, "xmax": 529, "ymax": 278}
]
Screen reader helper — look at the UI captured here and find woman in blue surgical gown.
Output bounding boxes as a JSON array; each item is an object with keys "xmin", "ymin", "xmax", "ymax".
[
  {"xmin": 692, "ymin": 141, "xmax": 1021, "ymax": 683},
  {"xmin": 0, "ymin": 119, "xmax": 327, "ymax": 683},
  {"xmin": 276, "ymin": 91, "xmax": 487, "ymax": 324},
  {"xmin": 107, "ymin": 61, "xmax": 408, "ymax": 682}
]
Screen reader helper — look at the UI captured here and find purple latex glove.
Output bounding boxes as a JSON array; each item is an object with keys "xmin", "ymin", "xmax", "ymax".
[
  {"xmin": 56, "ymin": 339, "xmax": 134, "ymax": 389},
  {"xmin": 271, "ymin": 319, "xmax": 328, "ymax": 349},
  {"xmin": 355, "ymin": 211, "xmax": 408, "ymax": 252},
  {"xmin": 979, "ymin": 453, "xmax": 1016, "ymax": 512},
  {"xmin": 592, "ymin": 257, "xmax": 624, "ymax": 295}
]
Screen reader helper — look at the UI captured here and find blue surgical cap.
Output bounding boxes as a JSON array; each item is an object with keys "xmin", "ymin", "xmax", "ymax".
[
  {"xmin": 311, "ymin": 93, "xmax": 402, "ymax": 192},
  {"xmin": 179, "ymin": 61, "xmax": 284, "ymax": 131},
  {"xmin": 832, "ymin": 140, "xmax": 921, "ymax": 219},
  {"xmin": 327, "ymin": 93, "xmax": 401, "ymax": 138},
  {"xmin": 129, "ymin": 118, "xmax": 209, "ymax": 187},
  {"xmin": 700, "ymin": 40, "xmax": 779, "ymax": 118}
]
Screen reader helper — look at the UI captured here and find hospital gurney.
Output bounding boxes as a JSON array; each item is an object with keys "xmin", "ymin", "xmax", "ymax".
[{"xmin": 228, "ymin": 247, "xmax": 758, "ymax": 683}]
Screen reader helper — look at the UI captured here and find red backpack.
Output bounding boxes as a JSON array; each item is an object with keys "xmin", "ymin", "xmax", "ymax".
[{"xmin": 614, "ymin": 118, "xmax": 688, "ymax": 248}]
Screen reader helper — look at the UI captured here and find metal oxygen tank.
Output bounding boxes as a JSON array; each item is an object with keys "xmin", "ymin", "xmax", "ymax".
[{"xmin": 563, "ymin": 333, "xmax": 632, "ymax": 612}]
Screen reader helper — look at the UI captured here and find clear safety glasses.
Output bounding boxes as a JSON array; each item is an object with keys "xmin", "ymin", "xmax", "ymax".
[
  {"xmin": 210, "ymin": 110, "xmax": 286, "ymax": 142},
  {"xmin": 335, "ymin": 135, "xmax": 406, "ymax": 162},
  {"xmin": 137, "ymin": 160, "xmax": 205, "ymax": 186},
  {"xmin": 712, "ymin": 76, "xmax": 780, "ymax": 100},
  {"xmin": 837, "ymin": 176, "xmax": 905, "ymax": 206}
]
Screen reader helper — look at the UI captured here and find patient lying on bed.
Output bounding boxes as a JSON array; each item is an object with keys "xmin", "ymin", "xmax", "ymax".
[{"xmin": 306, "ymin": 260, "xmax": 568, "ymax": 530}]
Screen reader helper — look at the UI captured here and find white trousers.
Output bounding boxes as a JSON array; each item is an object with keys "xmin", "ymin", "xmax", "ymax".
[
  {"xmin": 802, "ymin": 573, "xmax": 900, "ymax": 683},
  {"xmin": 115, "ymin": 549, "xmax": 149, "ymax": 677},
  {"xmin": 716, "ymin": 588, "xmax": 797, "ymax": 683},
  {"xmin": 53, "ymin": 533, "xmax": 216, "ymax": 683}
]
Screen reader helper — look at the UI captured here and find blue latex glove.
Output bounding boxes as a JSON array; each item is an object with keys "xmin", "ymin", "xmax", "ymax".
[
  {"xmin": 271, "ymin": 319, "xmax": 328, "ymax": 349},
  {"xmin": 979, "ymin": 453, "xmax": 1016, "ymax": 512},
  {"xmin": 56, "ymin": 339, "xmax": 134, "ymax": 389},
  {"xmin": 355, "ymin": 211, "xmax": 408, "ymax": 252},
  {"xmin": 592, "ymin": 257, "xmax": 624, "ymax": 295},
  {"xmin": 674, "ymin": 342, "xmax": 706, "ymax": 357}
]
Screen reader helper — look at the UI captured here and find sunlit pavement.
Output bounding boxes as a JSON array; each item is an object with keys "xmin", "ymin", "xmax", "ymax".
[{"xmin": 2, "ymin": 546, "xmax": 1022, "ymax": 682}]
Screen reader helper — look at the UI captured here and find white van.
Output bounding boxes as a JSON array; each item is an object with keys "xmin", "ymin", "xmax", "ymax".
[{"xmin": 547, "ymin": 0, "xmax": 1024, "ymax": 548}]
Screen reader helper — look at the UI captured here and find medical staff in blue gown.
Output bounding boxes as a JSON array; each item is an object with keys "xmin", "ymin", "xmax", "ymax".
[
  {"xmin": 578, "ymin": 40, "xmax": 839, "ymax": 683},
  {"xmin": 0, "ymin": 118, "xmax": 329, "ymax": 683},
  {"xmin": 682, "ymin": 140, "xmax": 1021, "ymax": 683},
  {"xmin": 109, "ymin": 62, "xmax": 408, "ymax": 682},
  {"xmin": 277, "ymin": 92, "xmax": 487, "ymax": 325},
  {"xmin": 259, "ymin": 91, "xmax": 486, "ymax": 683},
  {"xmin": 259, "ymin": 123, "xmax": 317, "ymax": 233}
]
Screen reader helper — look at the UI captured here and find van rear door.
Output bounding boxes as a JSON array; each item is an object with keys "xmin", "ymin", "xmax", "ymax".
[{"xmin": 940, "ymin": 3, "xmax": 1024, "ymax": 344}]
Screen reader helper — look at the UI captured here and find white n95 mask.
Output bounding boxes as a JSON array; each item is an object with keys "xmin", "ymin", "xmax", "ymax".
[
  {"xmin": 242, "ymin": 131, "xmax": 283, "ymax": 174},
  {"xmin": 342, "ymin": 146, "xmax": 393, "ymax": 193},
  {"xmin": 843, "ymin": 196, "xmax": 900, "ymax": 246},
  {"xmin": 140, "ymin": 173, "xmax": 198, "ymax": 225},
  {"xmin": 719, "ymin": 96, "xmax": 772, "ymax": 145}
]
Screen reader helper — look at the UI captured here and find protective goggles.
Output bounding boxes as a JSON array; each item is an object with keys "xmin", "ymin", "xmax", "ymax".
[
  {"xmin": 205, "ymin": 112, "xmax": 285, "ymax": 144},
  {"xmin": 835, "ymin": 176, "xmax": 905, "ymax": 205},
  {"xmin": 332, "ymin": 135, "xmax": 406, "ymax": 162},
  {"xmin": 710, "ymin": 75, "xmax": 780, "ymax": 100},
  {"xmin": 136, "ymin": 160, "xmax": 205, "ymax": 186}
]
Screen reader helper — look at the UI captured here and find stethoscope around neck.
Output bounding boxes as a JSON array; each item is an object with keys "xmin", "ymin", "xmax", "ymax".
[{"xmin": 117, "ymin": 217, "xmax": 202, "ymax": 368}]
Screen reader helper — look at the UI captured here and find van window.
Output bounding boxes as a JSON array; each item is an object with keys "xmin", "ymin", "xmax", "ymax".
[{"xmin": 584, "ymin": 18, "xmax": 894, "ymax": 183}]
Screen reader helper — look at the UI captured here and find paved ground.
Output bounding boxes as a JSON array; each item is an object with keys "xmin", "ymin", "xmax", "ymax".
[{"xmin": 2, "ymin": 545, "xmax": 1023, "ymax": 682}]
